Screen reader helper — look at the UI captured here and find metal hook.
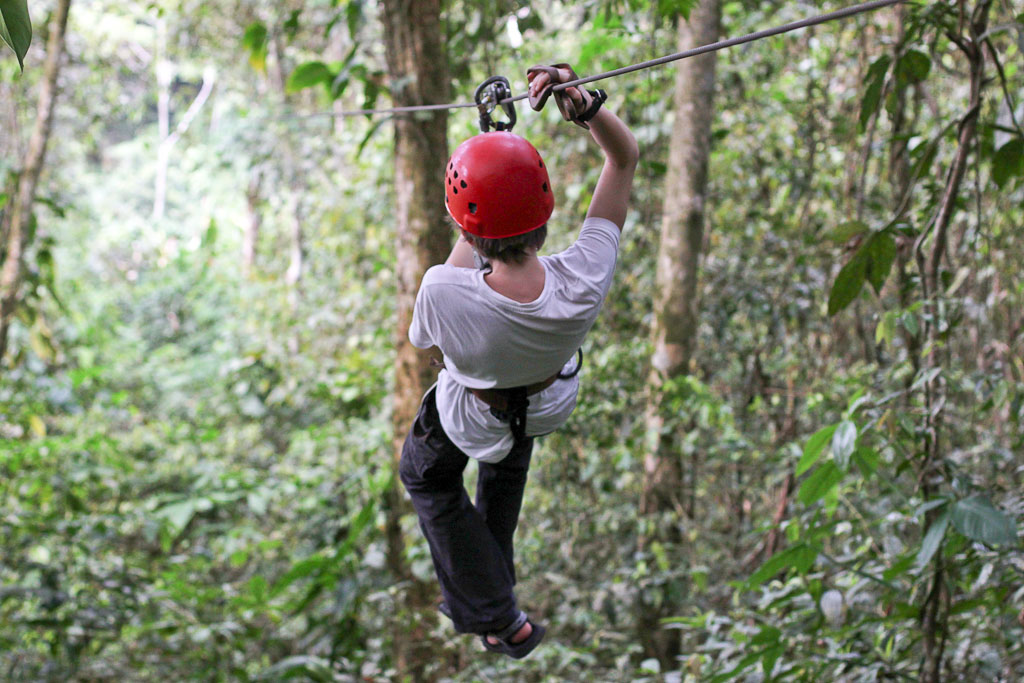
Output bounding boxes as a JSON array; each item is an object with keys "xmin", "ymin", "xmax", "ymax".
[{"xmin": 474, "ymin": 76, "xmax": 516, "ymax": 133}]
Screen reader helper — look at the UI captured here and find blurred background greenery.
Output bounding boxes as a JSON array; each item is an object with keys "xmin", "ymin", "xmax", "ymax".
[{"xmin": 1, "ymin": 0, "xmax": 1022, "ymax": 680}]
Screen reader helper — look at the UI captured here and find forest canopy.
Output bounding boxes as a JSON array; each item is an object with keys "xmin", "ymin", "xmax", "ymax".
[{"xmin": 1, "ymin": 0, "xmax": 1022, "ymax": 680}]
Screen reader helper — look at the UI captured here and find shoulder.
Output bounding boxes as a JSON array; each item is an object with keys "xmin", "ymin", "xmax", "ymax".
[
  {"xmin": 578, "ymin": 216, "xmax": 622, "ymax": 245},
  {"xmin": 421, "ymin": 264, "xmax": 477, "ymax": 289}
]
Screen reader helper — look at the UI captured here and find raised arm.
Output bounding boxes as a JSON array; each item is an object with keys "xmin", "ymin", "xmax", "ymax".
[
  {"xmin": 528, "ymin": 68, "xmax": 639, "ymax": 231},
  {"xmin": 582, "ymin": 105, "xmax": 639, "ymax": 230}
]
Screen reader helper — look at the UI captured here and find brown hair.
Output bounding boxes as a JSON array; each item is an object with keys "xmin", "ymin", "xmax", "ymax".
[{"xmin": 464, "ymin": 224, "xmax": 547, "ymax": 265}]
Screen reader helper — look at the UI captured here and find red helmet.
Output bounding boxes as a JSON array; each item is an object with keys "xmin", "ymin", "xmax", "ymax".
[{"xmin": 444, "ymin": 132, "xmax": 554, "ymax": 239}]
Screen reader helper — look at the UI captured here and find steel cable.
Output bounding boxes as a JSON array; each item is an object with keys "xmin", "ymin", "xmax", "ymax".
[{"xmin": 300, "ymin": 0, "xmax": 901, "ymax": 120}]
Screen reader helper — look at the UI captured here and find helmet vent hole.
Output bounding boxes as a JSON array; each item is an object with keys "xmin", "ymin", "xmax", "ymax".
[
  {"xmin": 539, "ymin": 160, "xmax": 544, "ymax": 168},
  {"xmin": 542, "ymin": 182, "xmax": 548, "ymax": 193},
  {"xmin": 460, "ymin": 180, "xmax": 467, "ymax": 189},
  {"xmin": 453, "ymin": 170, "xmax": 459, "ymax": 179},
  {"xmin": 453, "ymin": 187, "xmax": 458, "ymax": 195},
  {"xmin": 468, "ymin": 202, "xmax": 477, "ymax": 214}
]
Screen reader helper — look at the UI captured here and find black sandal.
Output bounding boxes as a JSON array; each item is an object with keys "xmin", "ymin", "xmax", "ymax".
[{"xmin": 481, "ymin": 611, "xmax": 546, "ymax": 659}]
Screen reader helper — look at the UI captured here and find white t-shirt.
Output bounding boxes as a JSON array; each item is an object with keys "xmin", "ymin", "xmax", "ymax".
[{"xmin": 409, "ymin": 216, "xmax": 620, "ymax": 462}]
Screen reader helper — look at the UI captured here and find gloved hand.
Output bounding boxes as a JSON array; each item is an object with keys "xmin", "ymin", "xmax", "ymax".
[{"xmin": 526, "ymin": 63, "xmax": 607, "ymax": 130}]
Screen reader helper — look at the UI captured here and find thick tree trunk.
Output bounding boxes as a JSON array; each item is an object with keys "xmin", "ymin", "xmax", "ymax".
[
  {"xmin": 380, "ymin": 0, "xmax": 450, "ymax": 678},
  {"xmin": 0, "ymin": 0, "xmax": 72, "ymax": 363},
  {"xmin": 639, "ymin": 0, "xmax": 720, "ymax": 666}
]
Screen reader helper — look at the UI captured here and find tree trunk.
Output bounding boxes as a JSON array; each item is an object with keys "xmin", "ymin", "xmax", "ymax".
[
  {"xmin": 242, "ymin": 168, "xmax": 263, "ymax": 277},
  {"xmin": 917, "ymin": 4, "xmax": 992, "ymax": 681},
  {"xmin": 0, "ymin": 0, "xmax": 72, "ymax": 364},
  {"xmin": 639, "ymin": 0, "xmax": 720, "ymax": 666},
  {"xmin": 380, "ymin": 0, "xmax": 450, "ymax": 678}
]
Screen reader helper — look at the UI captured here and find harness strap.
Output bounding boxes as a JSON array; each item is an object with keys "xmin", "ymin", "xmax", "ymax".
[{"xmin": 466, "ymin": 349, "xmax": 584, "ymax": 442}]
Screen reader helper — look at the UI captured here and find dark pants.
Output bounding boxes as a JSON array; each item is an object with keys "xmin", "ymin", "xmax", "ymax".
[{"xmin": 399, "ymin": 386, "xmax": 533, "ymax": 635}]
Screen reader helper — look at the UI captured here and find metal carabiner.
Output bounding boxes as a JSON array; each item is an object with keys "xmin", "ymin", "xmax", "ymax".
[{"xmin": 474, "ymin": 76, "xmax": 516, "ymax": 133}]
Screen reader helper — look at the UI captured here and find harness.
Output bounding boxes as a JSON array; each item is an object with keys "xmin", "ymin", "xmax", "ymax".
[{"xmin": 432, "ymin": 348, "xmax": 583, "ymax": 443}]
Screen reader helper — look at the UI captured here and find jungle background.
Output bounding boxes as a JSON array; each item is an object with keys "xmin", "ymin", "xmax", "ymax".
[{"xmin": 1, "ymin": 0, "xmax": 1022, "ymax": 680}]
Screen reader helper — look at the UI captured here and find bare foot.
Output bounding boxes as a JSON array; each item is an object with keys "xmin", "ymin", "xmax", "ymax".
[{"xmin": 486, "ymin": 621, "xmax": 532, "ymax": 645}]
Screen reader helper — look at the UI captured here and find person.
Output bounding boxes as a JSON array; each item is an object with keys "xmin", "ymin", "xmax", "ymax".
[{"xmin": 398, "ymin": 64, "xmax": 638, "ymax": 659}]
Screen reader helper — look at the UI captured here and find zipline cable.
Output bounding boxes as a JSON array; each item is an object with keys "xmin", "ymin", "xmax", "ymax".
[{"xmin": 303, "ymin": 0, "xmax": 902, "ymax": 120}]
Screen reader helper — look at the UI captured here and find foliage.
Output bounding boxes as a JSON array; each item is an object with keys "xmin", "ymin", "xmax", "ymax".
[
  {"xmin": 1, "ymin": 0, "xmax": 1022, "ymax": 680},
  {"xmin": 0, "ymin": 0, "xmax": 31, "ymax": 69}
]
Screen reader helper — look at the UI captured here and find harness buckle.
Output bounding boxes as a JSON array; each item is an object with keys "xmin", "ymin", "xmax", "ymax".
[{"xmin": 474, "ymin": 76, "xmax": 516, "ymax": 133}]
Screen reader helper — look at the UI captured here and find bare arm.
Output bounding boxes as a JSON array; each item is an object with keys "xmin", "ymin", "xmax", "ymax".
[
  {"xmin": 582, "ymin": 106, "xmax": 639, "ymax": 230},
  {"xmin": 528, "ymin": 69, "xmax": 639, "ymax": 231},
  {"xmin": 445, "ymin": 233, "xmax": 476, "ymax": 268}
]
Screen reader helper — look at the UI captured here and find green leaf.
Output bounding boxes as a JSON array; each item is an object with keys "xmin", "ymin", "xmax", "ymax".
[
  {"xmin": 992, "ymin": 138, "xmax": 1023, "ymax": 188},
  {"xmin": 866, "ymin": 231, "xmax": 897, "ymax": 294},
  {"xmin": 0, "ymin": 0, "xmax": 31, "ymax": 70},
  {"xmin": 876, "ymin": 310, "xmax": 898, "ymax": 345},
  {"xmin": 859, "ymin": 55, "xmax": 890, "ymax": 132},
  {"xmin": 916, "ymin": 508, "xmax": 949, "ymax": 570},
  {"xmin": 286, "ymin": 61, "xmax": 333, "ymax": 93},
  {"xmin": 852, "ymin": 446, "xmax": 880, "ymax": 478},
  {"xmin": 896, "ymin": 49, "xmax": 931, "ymax": 84},
  {"xmin": 271, "ymin": 554, "xmax": 330, "ymax": 596},
  {"xmin": 831, "ymin": 420, "xmax": 857, "ymax": 470},
  {"xmin": 797, "ymin": 424, "xmax": 837, "ymax": 476},
  {"xmin": 828, "ymin": 248, "xmax": 867, "ymax": 315},
  {"xmin": 242, "ymin": 22, "xmax": 268, "ymax": 72},
  {"xmin": 156, "ymin": 499, "xmax": 198, "ymax": 536},
  {"xmin": 747, "ymin": 544, "xmax": 818, "ymax": 588},
  {"xmin": 829, "ymin": 220, "xmax": 869, "ymax": 243},
  {"xmin": 346, "ymin": 0, "xmax": 365, "ymax": 39},
  {"xmin": 951, "ymin": 495, "xmax": 1017, "ymax": 545},
  {"xmin": 798, "ymin": 461, "xmax": 844, "ymax": 506}
]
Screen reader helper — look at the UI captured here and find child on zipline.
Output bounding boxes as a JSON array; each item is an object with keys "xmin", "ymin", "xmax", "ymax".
[{"xmin": 399, "ymin": 64, "xmax": 638, "ymax": 659}]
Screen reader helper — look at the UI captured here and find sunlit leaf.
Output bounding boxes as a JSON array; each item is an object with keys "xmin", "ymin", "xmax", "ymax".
[
  {"xmin": 28, "ymin": 415, "xmax": 46, "ymax": 437},
  {"xmin": 798, "ymin": 462, "xmax": 844, "ymax": 506},
  {"xmin": 286, "ymin": 61, "xmax": 333, "ymax": 93},
  {"xmin": 829, "ymin": 220, "xmax": 869, "ymax": 243},
  {"xmin": 797, "ymin": 424, "xmax": 837, "ymax": 476},
  {"xmin": 242, "ymin": 22, "xmax": 268, "ymax": 72},
  {"xmin": 156, "ymin": 499, "xmax": 198, "ymax": 536},
  {"xmin": 831, "ymin": 420, "xmax": 857, "ymax": 470}
]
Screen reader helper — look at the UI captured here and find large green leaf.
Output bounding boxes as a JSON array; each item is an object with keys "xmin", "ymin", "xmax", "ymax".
[
  {"xmin": 915, "ymin": 507, "xmax": 949, "ymax": 570},
  {"xmin": 859, "ymin": 55, "xmax": 890, "ymax": 132},
  {"xmin": 286, "ymin": 61, "xmax": 333, "ymax": 93},
  {"xmin": 746, "ymin": 543, "xmax": 819, "ymax": 588},
  {"xmin": 828, "ymin": 248, "xmax": 867, "ymax": 315},
  {"xmin": 951, "ymin": 495, "xmax": 1017, "ymax": 545},
  {"xmin": 831, "ymin": 420, "xmax": 857, "ymax": 470},
  {"xmin": 828, "ymin": 220, "xmax": 869, "ymax": 244},
  {"xmin": 0, "ymin": 0, "xmax": 32, "ymax": 70},
  {"xmin": 798, "ymin": 461, "xmax": 844, "ymax": 506},
  {"xmin": 896, "ymin": 49, "xmax": 931, "ymax": 85},
  {"xmin": 865, "ymin": 231, "xmax": 897, "ymax": 294},
  {"xmin": 797, "ymin": 424, "xmax": 837, "ymax": 476},
  {"xmin": 242, "ymin": 22, "xmax": 268, "ymax": 72},
  {"xmin": 992, "ymin": 138, "xmax": 1023, "ymax": 188}
]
